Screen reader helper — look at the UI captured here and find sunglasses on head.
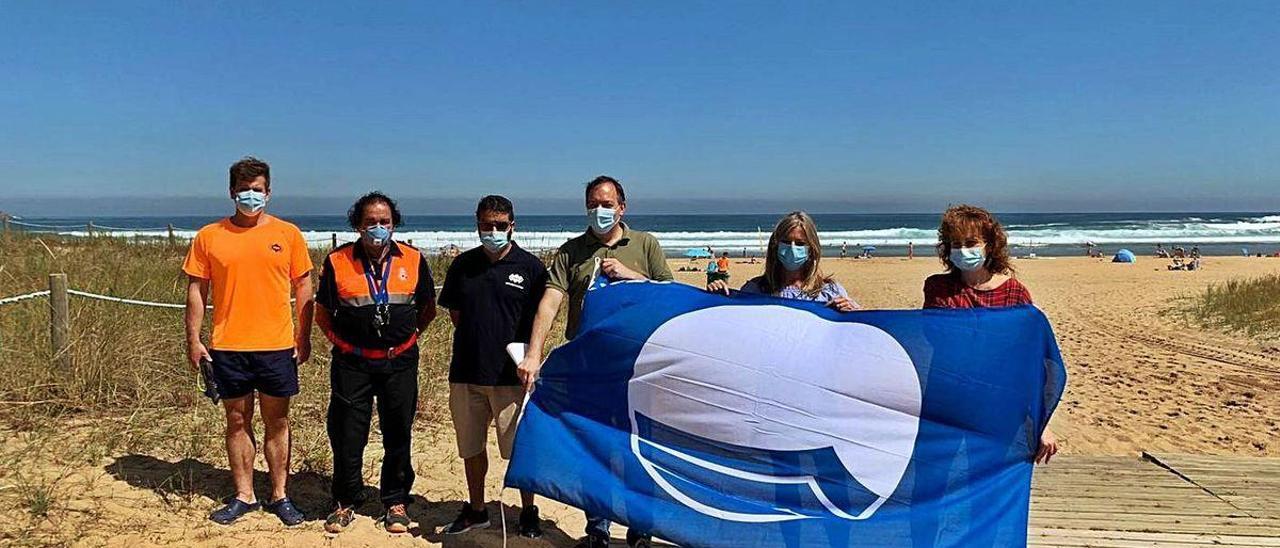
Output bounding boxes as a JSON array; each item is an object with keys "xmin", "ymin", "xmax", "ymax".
[{"xmin": 478, "ymin": 221, "xmax": 511, "ymax": 231}]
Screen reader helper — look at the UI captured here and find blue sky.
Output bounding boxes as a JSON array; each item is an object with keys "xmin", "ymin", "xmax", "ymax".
[{"xmin": 2, "ymin": 2, "xmax": 1278, "ymax": 214}]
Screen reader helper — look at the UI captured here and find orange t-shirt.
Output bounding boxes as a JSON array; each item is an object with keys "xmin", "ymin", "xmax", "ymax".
[
  {"xmin": 716, "ymin": 257, "xmax": 730, "ymax": 272},
  {"xmin": 182, "ymin": 215, "xmax": 313, "ymax": 351}
]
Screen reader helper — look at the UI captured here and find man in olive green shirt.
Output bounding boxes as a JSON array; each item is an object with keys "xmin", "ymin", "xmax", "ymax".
[{"xmin": 516, "ymin": 175, "xmax": 671, "ymax": 548}]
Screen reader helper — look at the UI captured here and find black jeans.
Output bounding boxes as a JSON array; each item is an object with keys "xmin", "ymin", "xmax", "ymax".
[{"xmin": 327, "ymin": 353, "xmax": 419, "ymax": 508}]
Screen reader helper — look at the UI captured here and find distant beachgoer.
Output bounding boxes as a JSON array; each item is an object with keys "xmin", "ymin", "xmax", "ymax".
[
  {"xmin": 841, "ymin": 241, "xmax": 848, "ymax": 259},
  {"xmin": 316, "ymin": 192, "xmax": 436, "ymax": 534},
  {"xmin": 1156, "ymin": 243, "xmax": 1169, "ymax": 258},
  {"xmin": 922, "ymin": 204, "xmax": 1056, "ymax": 464},
  {"xmin": 908, "ymin": 241, "xmax": 915, "ymax": 260},
  {"xmin": 183, "ymin": 157, "xmax": 314, "ymax": 526},
  {"xmin": 1190, "ymin": 246, "xmax": 1201, "ymax": 259},
  {"xmin": 438, "ymin": 195, "xmax": 545, "ymax": 538},
  {"xmin": 716, "ymin": 252, "xmax": 730, "ymax": 276},
  {"xmin": 515, "ymin": 175, "xmax": 670, "ymax": 548},
  {"xmin": 707, "ymin": 211, "xmax": 859, "ymax": 312}
]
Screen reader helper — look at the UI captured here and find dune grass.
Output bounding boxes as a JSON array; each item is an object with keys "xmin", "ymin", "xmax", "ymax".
[
  {"xmin": 1188, "ymin": 273, "xmax": 1280, "ymax": 339},
  {"xmin": 0, "ymin": 230, "xmax": 564, "ymax": 533}
]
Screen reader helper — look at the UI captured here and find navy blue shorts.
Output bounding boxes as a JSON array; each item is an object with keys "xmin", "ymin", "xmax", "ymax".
[{"xmin": 209, "ymin": 349, "xmax": 299, "ymax": 399}]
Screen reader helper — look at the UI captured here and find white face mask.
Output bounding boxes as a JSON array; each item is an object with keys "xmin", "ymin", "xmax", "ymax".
[
  {"xmin": 233, "ymin": 190, "xmax": 267, "ymax": 216},
  {"xmin": 588, "ymin": 207, "xmax": 618, "ymax": 235},
  {"xmin": 950, "ymin": 246, "xmax": 986, "ymax": 272}
]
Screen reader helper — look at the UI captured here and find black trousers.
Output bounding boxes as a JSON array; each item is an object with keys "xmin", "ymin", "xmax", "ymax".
[{"xmin": 327, "ymin": 352, "xmax": 419, "ymax": 508}]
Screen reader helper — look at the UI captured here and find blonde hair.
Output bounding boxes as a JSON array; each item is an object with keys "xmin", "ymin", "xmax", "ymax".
[{"xmin": 763, "ymin": 211, "xmax": 832, "ymax": 297}]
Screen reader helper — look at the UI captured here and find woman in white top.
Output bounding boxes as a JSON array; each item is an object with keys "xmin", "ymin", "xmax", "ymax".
[{"xmin": 707, "ymin": 211, "xmax": 858, "ymax": 312}]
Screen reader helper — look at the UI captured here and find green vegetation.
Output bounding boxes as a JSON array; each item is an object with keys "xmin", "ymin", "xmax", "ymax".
[
  {"xmin": 1189, "ymin": 273, "xmax": 1280, "ymax": 339},
  {"xmin": 0, "ymin": 231, "xmax": 563, "ymax": 540}
]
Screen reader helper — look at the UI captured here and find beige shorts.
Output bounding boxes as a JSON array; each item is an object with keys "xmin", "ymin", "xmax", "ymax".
[{"xmin": 449, "ymin": 383, "xmax": 526, "ymax": 460}]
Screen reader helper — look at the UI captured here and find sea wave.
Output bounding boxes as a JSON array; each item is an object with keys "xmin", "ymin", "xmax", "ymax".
[{"xmin": 29, "ymin": 213, "xmax": 1280, "ymax": 251}]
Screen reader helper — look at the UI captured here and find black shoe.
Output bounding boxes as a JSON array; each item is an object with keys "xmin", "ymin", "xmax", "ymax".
[
  {"xmin": 518, "ymin": 505, "xmax": 543, "ymax": 538},
  {"xmin": 575, "ymin": 535, "xmax": 609, "ymax": 548},
  {"xmin": 626, "ymin": 530, "xmax": 652, "ymax": 548},
  {"xmin": 443, "ymin": 504, "xmax": 490, "ymax": 535},
  {"xmin": 384, "ymin": 504, "xmax": 411, "ymax": 534},
  {"xmin": 324, "ymin": 506, "xmax": 355, "ymax": 534}
]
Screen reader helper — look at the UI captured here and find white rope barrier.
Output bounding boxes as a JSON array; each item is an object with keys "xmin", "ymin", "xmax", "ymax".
[
  {"xmin": 91, "ymin": 224, "xmax": 175, "ymax": 232},
  {"xmin": 7, "ymin": 219, "xmax": 194, "ymax": 232},
  {"xmin": 66, "ymin": 289, "xmax": 189, "ymax": 309},
  {"xmin": 8, "ymin": 220, "xmax": 82, "ymax": 229},
  {"xmin": 2, "ymin": 287, "xmax": 445, "ymax": 309},
  {"xmin": 0, "ymin": 290, "xmax": 51, "ymax": 306}
]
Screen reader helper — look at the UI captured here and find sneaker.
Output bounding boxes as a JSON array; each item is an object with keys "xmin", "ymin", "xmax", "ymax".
[
  {"xmin": 263, "ymin": 497, "xmax": 305, "ymax": 527},
  {"xmin": 324, "ymin": 506, "xmax": 355, "ymax": 534},
  {"xmin": 518, "ymin": 505, "xmax": 543, "ymax": 538},
  {"xmin": 209, "ymin": 497, "xmax": 259, "ymax": 525},
  {"xmin": 384, "ymin": 504, "xmax": 411, "ymax": 534},
  {"xmin": 575, "ymin": 535, "xmax": 609, "ymax": 548},
  {"xmin": 626, "ymin": 530, "xmax": 652, "ymax": 548},
  {"xmin": 443, "ymin": 504, "xmax": 490, "ymax": 535}
]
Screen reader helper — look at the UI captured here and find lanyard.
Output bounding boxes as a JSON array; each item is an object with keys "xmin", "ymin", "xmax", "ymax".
[{"xmin": 362, "ymin": 255, "xmax": 393, "ymax": 305}]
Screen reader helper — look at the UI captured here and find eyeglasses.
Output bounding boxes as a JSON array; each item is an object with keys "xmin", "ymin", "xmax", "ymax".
[{"xmin": 478, "ymin": 221, "xmax": 511, "ymax": 231}]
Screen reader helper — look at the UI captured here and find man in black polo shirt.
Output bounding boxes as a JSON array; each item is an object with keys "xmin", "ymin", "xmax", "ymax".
[{"xmin": 439, "ymin": 195, "xmax": 548, "ymax": 538}]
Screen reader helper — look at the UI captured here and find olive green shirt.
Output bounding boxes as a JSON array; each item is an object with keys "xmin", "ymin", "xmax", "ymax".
[{"xmin": 548, "ymin": 223, "xmax": 673, "ymax": 339}]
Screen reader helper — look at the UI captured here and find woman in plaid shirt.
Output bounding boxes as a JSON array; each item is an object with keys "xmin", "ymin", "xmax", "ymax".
[{"xmin": 923, "ymin": 204, "xmax": 1059, "ymax": 464}]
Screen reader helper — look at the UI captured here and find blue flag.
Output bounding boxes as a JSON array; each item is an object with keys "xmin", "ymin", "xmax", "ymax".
[{"xmin": 506, "ymin": 280, "xmax": 1066, "ymax": 547}]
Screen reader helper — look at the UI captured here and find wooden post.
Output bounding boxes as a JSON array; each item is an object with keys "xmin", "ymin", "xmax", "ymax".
[
  {"xmin": 331, "ymin": 233, "xmax": 337, "ymax": 249},
  {"xmin": 167, "ymin": 224, "xmax": 176, "ymax": 247},
  {"xmin": 49, "ymin": 273, "xmax": 70, "ymax": 369},
  {"xmin": 2, "ymin": 214, "xmax": 9, "ymax": 237}
]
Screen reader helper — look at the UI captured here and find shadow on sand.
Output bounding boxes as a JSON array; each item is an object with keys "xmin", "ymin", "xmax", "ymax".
[{"xmin": 105, "ymin": 454, "xmax": 577, "ymax": 546}]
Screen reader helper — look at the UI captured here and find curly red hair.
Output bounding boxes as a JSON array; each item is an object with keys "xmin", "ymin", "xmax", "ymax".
[{"xmin": 935, "ymin": 205, "xmax": 1015, "ymax": 275}]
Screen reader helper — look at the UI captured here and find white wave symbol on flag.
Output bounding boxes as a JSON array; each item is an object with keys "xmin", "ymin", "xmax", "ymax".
[{"xmin": 628, "ymin": 305, "xmax": 922, "ymax": 522}]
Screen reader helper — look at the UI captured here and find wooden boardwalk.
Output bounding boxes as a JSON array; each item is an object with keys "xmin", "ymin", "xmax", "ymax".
[{"xmin": 1029, "ymin": 452, "xmax": 1280, "ymax": 547}]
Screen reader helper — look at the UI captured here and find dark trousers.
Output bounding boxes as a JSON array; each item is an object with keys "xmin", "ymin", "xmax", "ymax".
[{"xmin": 327, "ymin": 354, "xmax": 419, "ymax": 508}]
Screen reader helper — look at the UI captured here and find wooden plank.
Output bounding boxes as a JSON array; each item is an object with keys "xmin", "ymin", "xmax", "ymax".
[
  {"xmin": 1030, "ymin": 528, "xmax": 1280, "ymax": 547},
  {"xmin": 1029, "ymin": 454, "xmax": 1280, "ymax": 541},
  {"xmin": 1144, "ymin": 452, "xmax": 1280, "ymax": 520}
]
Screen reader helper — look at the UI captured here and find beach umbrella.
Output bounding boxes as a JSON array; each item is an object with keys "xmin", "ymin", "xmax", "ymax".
[
  {"xmin": 684, "ymin": 248, "xmax": 712, "ymax": 258},
  {"xmin": 862, "ymin": 246, "xmax": 877, "ymax": 251}
]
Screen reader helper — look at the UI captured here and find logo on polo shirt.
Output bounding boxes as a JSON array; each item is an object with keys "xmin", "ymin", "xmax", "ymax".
[
  {"xmin": 271, "ymin": 243, "xmax": 283, "ymax": 252},
  {"xmin": 398, "ymin": 267, "xmax": 408, "ymax": 280},
  {"xmin": 506, "ymin": 273, "xmax": 525, "ymax": 289}
]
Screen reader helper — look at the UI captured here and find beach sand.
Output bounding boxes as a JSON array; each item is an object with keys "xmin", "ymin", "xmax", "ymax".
[{"xmin": 5, "ymin": 256, "xmax": 1278, "ymax": 546}]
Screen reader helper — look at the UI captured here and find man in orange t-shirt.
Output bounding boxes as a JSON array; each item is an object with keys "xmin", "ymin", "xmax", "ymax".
[{"xmin": 183, "ymin": 157, "xmax": 314, "ymax": 526}]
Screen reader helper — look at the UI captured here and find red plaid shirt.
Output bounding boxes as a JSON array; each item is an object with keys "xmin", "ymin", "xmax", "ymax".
[{"xmin": 923, "ymin": 273, "xmax": 1033, "ymax": 309}]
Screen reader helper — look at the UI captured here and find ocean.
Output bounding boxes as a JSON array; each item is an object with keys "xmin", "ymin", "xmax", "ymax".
[{"xmin": 7, "ymin": 212, "xmax": 1280, "ymax": 258}]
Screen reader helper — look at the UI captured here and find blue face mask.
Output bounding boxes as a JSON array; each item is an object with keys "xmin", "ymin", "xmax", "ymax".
[
  {"xmin": 777, "ymin": 242, "xmax": 810, "ymax": 272},
  {"xmin": 480, "ymin": 229, "xmax": 510, "ymax": 253},
  {"xmin": 363, "ymin": 224, "xmax": 392, "ymax": 247},
  {"xmin": 588, "ymin": 207, "xmax": 617, "ymax": 235},
  {"xmin": 950, "ymin": 246, "xmax": 986, "ymax": 272},
  {"xmin": 233, "ymin": 190, "xmax": 267, "ymax": 215}
]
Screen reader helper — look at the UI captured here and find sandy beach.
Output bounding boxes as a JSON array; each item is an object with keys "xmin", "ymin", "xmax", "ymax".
[
  {"xmin": 4, "ymin": 255, "xmax": 1277, "ymax": 547},
  {"xmin": 672, "ymin": 255, "xmax": 1280, "ymax": 458}
]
